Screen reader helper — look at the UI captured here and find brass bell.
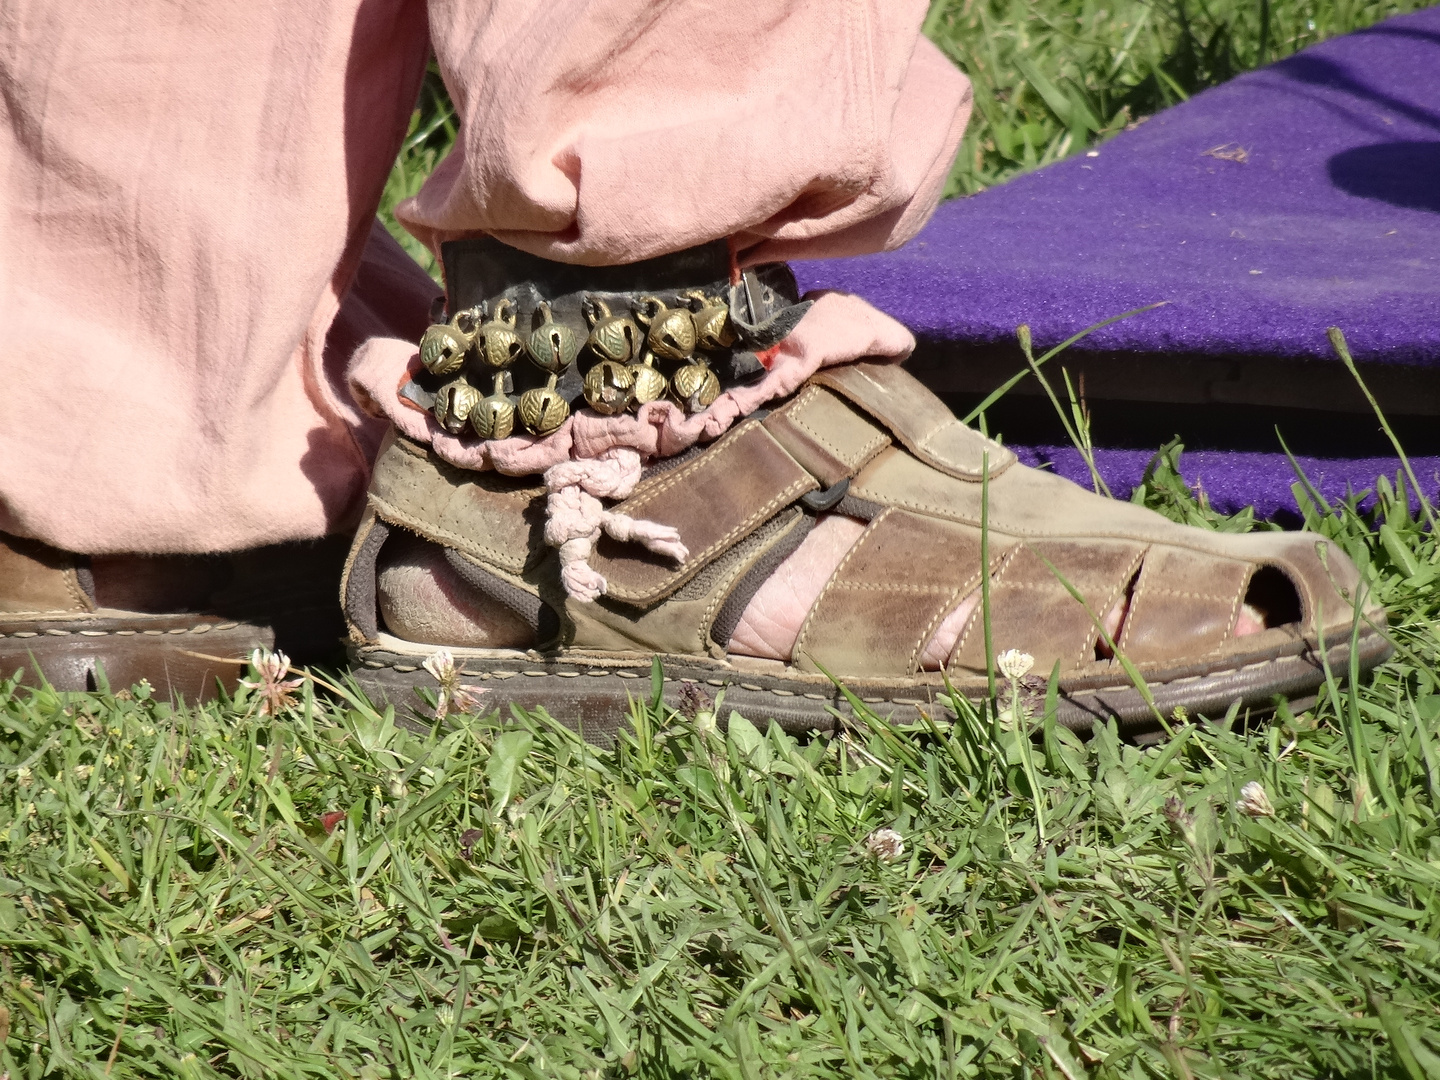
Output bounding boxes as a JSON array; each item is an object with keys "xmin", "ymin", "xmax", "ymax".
[
  {"xmin": 518, "ymin": 373, "xmax": 570, "ymax": 435},
  {"xmin": 671, "ymin": 360, "xmax": 720, "ymax": 413},
  {"xmin": 683, "ymin": 289, "xmax": 736, "ymax": 350},
  {"xmin": 526, "ymin": 301, "xmax": 580, "ymax": 374},
  {"xmin": 634, "ymin": 297, "xmax": 696, "ymax": 362},
  {"xmin": 471, "ymin": 372, "xmax": 518, "ymax": 440},
  {"xmin": 474, "ymin": 299, "xmax": 525, "ymax": 370},
  {"xmin": 582, "ymin": 358, "xmax": 635, "ymax": 416},
  {"xmin": 433, "ymin": 379, "xmax": 482, "ymax": 434},
  {"xmin": 627, "ymin": 351, "xmax": 668, "ymax": 407},
  {"xmin": 418, "ymin": 321, "xmax": 472, "ymax": 377},
  {"xmin": 582, "ymin": 297, "xmax": 641, "ymax": 364}
]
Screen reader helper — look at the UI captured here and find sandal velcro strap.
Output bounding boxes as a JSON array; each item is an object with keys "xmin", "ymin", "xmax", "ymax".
[
  {"xmin": 812, "ymin": 361, "xmax": 1016, "ymax": 480},
  {"xmin": 761, "ymin": 385, "xmax": 892, "ymax": 487},
  {"xmin": 589, "ymin": 420, "xmax": 818, "ymax": 605}
]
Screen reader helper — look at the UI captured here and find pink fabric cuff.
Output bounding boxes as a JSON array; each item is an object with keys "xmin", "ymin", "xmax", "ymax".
[{"xmin": 348, "ymin": 289, "xmax": 916, "ymax": 477}]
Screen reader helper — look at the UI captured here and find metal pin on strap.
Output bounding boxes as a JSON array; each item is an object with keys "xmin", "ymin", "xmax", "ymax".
[{"xmin": 800, "ymin": 477, "xmax": 850, "ymax": 512}]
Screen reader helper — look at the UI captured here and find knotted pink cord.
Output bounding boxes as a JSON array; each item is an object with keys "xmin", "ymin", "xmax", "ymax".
[{"xmin": 541, "ymin": 447, "xmax": 688, "ymax": 602}]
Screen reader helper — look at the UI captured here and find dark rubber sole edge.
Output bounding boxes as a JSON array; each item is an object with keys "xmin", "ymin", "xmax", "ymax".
[{"xmin": 349, "ymin": 625, "xmax": 1393, "ymax": 743}]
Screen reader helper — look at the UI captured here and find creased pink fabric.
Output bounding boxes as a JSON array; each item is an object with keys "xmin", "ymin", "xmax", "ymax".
[
  {"xmin": 401, "ymin": 0, "xmax": 971, "ymax": 267},
  {"xmin": 0, "ymin": 0, "xmax": 969, "ymax": 554},
  {"xmin": 0, "ymin": 1, "xmax": 432, "ymax": 553}
]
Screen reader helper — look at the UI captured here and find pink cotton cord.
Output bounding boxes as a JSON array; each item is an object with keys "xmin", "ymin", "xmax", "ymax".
[
  {"xmin": 601, "ymin": 512, "xmax": 687, "ymax": 562},
  {"xmin": 544, "ymin": 446, "xmax": 644, "ymax": 499},
  {"xmin": 542, "ymin": 485, "xmax": 602, "ymax": 547},
  {"xmin": 547, "ymin": 502, "xmax": 687, "ymax": 604},
  {"xmin": 558, "ymin": 537, "xmax": 608, "ymax": 602}
]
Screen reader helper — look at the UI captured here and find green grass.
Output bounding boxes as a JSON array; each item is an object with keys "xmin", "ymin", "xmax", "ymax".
[
  {"xmin": 3, "ymin": 415, "xmax": 1439, "ymax": 1076},
  {"xmin": 923, "ymin": 0, "xmax": 1430, "ymax": 196},
  {"xmin": 378, "ymin": 0, "xmax": 1428, "ymax": 276}
]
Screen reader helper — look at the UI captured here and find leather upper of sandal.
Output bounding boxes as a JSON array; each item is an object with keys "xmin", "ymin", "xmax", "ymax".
[{"xmin": 344, "ymin": 359, "xmax": 1387, "ymax": 687}]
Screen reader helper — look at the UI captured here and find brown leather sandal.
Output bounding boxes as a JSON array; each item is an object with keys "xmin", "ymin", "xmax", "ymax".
[
  {"xmin": 342, "ymin": 358, "xmax": 1391, "ymax": 742},
  {"xmin": 0, "ymin": 532, "xmax": 349, "ymax": 700}
]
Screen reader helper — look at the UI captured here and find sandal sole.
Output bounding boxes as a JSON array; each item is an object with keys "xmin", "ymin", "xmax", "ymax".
[
  {"xmin": 348, "ymin": 621, "xmax": 1392, "ymax": 742},
  {"xmin": 0, "ymin": 612, "xmax": 273, "ymax": 702}
]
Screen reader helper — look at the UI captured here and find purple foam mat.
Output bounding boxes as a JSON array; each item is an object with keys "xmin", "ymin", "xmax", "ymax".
[
  {"xmin": 795, "ymin": 7, "xmax": 1440, "ymax": 517},
  {"xmin": 1017, "ymin": 445, "xmax": 1440, "ymax": 522}
]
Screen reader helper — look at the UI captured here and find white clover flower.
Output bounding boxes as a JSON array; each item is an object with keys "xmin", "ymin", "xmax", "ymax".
[
  {"xmin": 422, "ymin": 648, "xmax": 457, "ymax": 684},
  {"xmin": 239, "ymin": 648, "xmax": 304, "ymax": 717},
  {"xmin": 997, "ymin": 649, "xmax": 1035, "ymax": 681},
  {"xmin": 73, "ymin": 764, "xmax": 94, "ymax": 782},
  {"xmin": 15, "ymin": 765, "xmax": 32, "ymax": 788},
  {"xmin": 864, "ymin": 827, "xmax": 905, "ymax": 862},
  {"xmin": 423, "ymin": 649, "xmax": 488, "ymax": 720},
  {"xmin": 1236, "ymin": 781, "xmax": 1275, "ymax": 819}
]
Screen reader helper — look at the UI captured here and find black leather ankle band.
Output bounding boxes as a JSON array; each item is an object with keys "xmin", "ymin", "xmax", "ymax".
[{"xmin": 402, "ymin": 236, "xmax": 811, "ymax": 438}]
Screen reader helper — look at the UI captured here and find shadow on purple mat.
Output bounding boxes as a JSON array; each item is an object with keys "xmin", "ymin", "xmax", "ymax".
[
  {"xmin": 1330, "ymin": 142, "xmax": 1440, "ymax": 213},
  {"xmin": 796, "ymin": 7, "xmax": 1440, "ymax": 519}
]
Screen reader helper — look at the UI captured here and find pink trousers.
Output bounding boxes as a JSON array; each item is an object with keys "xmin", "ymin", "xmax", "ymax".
[{"xmin": 0, "ymin": 0, "xmax": 970, "ymax": 554}]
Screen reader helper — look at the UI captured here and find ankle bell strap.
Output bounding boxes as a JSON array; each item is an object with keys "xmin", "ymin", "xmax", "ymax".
[{"xmin": 401, "ymin": 236, "xmax": 812, "ymax": 441}]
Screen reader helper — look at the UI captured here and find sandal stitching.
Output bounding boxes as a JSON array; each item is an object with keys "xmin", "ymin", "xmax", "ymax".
[
  {"xmin": 355, "ymin": 650, "xmax": 1337, "ymax": 713},
  {"xmin": 949, "ymin": 545, "xmax": 1020, "ymax": 662},
  {"xmin": 910, "ymin": 581, "xmax": 974, "ymax": 675},
  {"xmin": 709, "ymin": 512, "xmax": 814, "ymax": 650},
  {"xmin": 786, "ymin": 389, "xmax": 889, "ymax": 471},
  {"xmin": 611, "ymin": 420, "xmax": 765, "ymax": 513},
  {"xmin": 0, "ymin": 623, "xmax": 233, "ymax": 639},
  {"xmin": 792, "ymin": 507, "xmax": 889, "ymax": 664},
  {"xmin": 864, "ymin": 477, "xmax": 1342, "ymax": 643},
  {"xmin": 788, "ymin": 509, "xmax": 984, "ymax": 677},
  {"xmin": 951, "ymin": 544, "xmax": 1144, "ymax": 674},
  {"xmin": 61, "ymin": 563, "xmax": 90, "ymax": 613},
  {"xmin": 1090, "ymin": 546, "xmax": 1149, "ymax": 667},
  {"xmin": 825, "ymin": 581, "xmax": 967, "ymax": 595},
  {"xmin": 1119, "ymin": 549, "xmax": 1249, "ymax": 656},
  {"xmin": 1133, "ymin": 587, "xmax": 1246, "ymax": 602}
]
